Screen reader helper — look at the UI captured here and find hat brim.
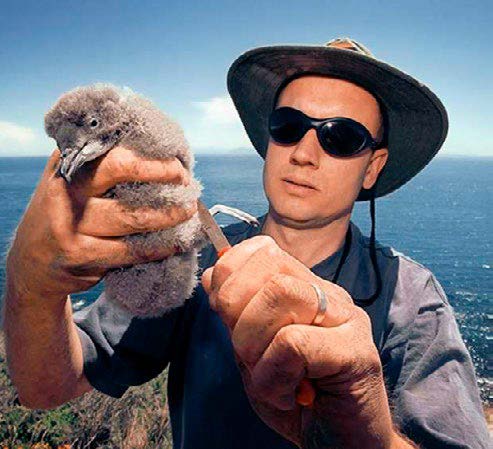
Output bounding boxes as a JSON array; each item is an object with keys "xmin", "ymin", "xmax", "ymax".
[{"xmin": 227, "ymin": 45, "xmax": 449, "ymax": 201}]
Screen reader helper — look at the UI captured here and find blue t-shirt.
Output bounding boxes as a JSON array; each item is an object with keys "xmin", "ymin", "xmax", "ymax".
[{"xmin": 73, "ymin": 216, "xmax": 490, "ymax": 448}]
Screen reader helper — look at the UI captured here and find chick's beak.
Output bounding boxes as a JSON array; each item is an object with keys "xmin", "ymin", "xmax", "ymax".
[{"xmin": 59, "ymin": 140, "xmax": 106, "ymax": 183}]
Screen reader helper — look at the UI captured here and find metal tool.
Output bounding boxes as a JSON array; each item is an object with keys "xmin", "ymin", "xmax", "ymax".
[{"xmin": 198, "ymin": 201, "xmax": 259, "ymax": 256}]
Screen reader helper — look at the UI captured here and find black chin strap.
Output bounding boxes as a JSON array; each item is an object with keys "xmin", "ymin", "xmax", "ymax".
[{"xmin": 331, "ymin": 187, "xmax": 382, "ymax": 307}]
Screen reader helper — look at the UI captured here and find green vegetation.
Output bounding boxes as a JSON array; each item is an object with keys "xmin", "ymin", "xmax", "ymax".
[{"xmin": 0, "ymin": 333, "xmax": 172, "ymax": 449}]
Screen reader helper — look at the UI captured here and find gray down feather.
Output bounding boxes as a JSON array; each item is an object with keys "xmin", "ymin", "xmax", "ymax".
[{"xmin": 44, "ymin": 83, "xmax": 207, "ymax": 317}]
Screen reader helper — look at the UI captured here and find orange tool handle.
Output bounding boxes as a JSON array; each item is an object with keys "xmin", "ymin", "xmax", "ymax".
[
  {"xmin": 296, "ymin": 378, "xmax": 315, "ymax": 407},
  {"xmin": 217, "ymin": 245, "xmax": 315, "ymax": 408},
  {"xmin": 217, "ymin": 247, "xmax": 230, "ymax": 258}
]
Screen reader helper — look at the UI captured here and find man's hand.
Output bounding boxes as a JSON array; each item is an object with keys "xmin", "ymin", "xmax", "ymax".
[
  {"xmin": 6, "ymin": 146, "xmax": 196, "ymax": 302},
  {"xmin": 202, "ymin": 236, "xmax": 414, "ymax": 449}
]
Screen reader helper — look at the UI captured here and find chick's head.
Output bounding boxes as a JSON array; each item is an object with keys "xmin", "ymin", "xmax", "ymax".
[{"xmin": 45, "ymin": 84, "xmax": 132, "ymax": 182}]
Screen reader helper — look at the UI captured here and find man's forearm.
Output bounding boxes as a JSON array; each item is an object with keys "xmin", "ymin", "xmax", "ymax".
[{"xmin": 2, "ymin": 260, "xmax": 91, "ymax": 409}]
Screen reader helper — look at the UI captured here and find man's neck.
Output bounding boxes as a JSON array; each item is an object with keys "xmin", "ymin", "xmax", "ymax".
[{"xmin": 260, "ymin": 209, "xmax": 351, "ymax": 268}]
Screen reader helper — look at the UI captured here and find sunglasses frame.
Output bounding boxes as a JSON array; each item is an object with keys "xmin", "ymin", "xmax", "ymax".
[{"xmin": 268, "ymin": 106, "xmax": 382, "ymax": 157}]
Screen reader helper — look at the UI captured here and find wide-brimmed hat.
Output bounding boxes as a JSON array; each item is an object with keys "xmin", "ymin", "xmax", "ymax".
[{"xmin": 227, "ymin": 37, "xmax": 449, "ymax": 201}]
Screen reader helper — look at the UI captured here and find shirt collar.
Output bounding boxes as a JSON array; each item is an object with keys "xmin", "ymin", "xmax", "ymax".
[{"xmin": 245, "ymin": 213, "xmax": 363, "ymax": 282}]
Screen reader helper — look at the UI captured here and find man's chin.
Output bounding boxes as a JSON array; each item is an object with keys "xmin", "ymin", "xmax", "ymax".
[{"xmin": 268, "ymin": 206, "xmax": 334, "ymax": 230}]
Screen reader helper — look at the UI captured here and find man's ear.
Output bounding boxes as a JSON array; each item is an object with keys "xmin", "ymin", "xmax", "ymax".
[{"xmin": 362, "ymin": 148, "xmax": 388, "ymax": 190}]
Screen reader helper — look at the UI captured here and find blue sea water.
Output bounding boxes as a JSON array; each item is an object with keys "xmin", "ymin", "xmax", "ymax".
[{"xmin": 0, "ymin": 155, "xmax": 491, "ymax": 399}]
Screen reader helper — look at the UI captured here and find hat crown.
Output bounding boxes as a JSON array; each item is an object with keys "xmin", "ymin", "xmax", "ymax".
[{"xmin": 325, "ymin": 37, "xmax": 374, "ymax": 57}]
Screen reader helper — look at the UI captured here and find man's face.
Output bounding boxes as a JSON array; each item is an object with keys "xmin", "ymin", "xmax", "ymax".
[{"xmin": 263, "ymin": 75, "xmax": 388, "ymax": 228}]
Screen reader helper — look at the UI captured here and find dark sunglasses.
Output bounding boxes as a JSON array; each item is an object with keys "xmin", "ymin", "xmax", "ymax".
[{"xmin": 268, "ymin": 106, "xmax": 382, "ymax": 157}]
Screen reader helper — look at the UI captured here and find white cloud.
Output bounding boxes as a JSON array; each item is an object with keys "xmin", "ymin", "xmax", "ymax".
[
  {"xmin": 0, "ymin": 121, "xmax": 53, "ymax": 156},
  {"xmin": 192, "ymin": 96, "xmax": 239, "ymax": 125},
  {"xmin": 0, "ymin": 121, "xmax": 36, "ymax": 146},
  {"xmin": 186, "ymin": 95, "xmax": 251, "ymax": 151}
]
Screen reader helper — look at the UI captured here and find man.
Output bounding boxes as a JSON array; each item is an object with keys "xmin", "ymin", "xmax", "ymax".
[{"xmin": 3, "ymin": 38, "xmax": 489, "ymax": 448}]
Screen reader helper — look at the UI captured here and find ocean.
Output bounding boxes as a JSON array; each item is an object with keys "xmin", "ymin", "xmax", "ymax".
[{"xmin": 0, "ymin": 155, "xmax": 491, "ymax": 402}]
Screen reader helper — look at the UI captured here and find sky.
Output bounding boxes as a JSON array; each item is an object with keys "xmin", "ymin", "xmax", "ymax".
[{"xmin": 0, "ymin": 0, "xmax": 492, "ymax": 157}]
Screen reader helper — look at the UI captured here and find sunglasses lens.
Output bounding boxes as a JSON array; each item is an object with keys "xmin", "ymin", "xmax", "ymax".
[
  {"xmin": 318, "ymin": 120, "xmax": 367, "ymax": 156},
  {"xmin": 269, "ymin": 107, "xmax": 306, "ymax": 144}
]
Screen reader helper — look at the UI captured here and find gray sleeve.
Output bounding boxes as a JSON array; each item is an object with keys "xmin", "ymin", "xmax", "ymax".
[
  {"xmin": 388, "ymin": 274, "xmax": 490, "ymax": 448},
  {"xmin": 73, "ymin": 289, "xmax": 186, "ymax": 398}
]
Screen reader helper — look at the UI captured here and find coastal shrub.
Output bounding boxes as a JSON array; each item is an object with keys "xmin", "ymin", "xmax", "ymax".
[{"xmin": 0, "ymin": 333, "xmax": 172, "ymax": 449}]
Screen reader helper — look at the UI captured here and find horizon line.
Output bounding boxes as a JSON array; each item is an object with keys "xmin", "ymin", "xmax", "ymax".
[{"xmin": 0, "ymin": 153, "xmax": 492, "ymax": 159}]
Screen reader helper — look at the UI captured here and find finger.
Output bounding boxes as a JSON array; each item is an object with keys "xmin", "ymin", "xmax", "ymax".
[
  {"xmin": 211, "ymin": 246, "xmax": 314, "ymax": 327},
  {"xmin": 45, "ymin": 148, "xmax": 62, "ymax": 177},
  {"xmin": 232, "ymin": 275, "xmax": 353, "ymax": 366},
  {"xmin": 248, "ymin": 324, "xmax": 348, "ymax": 411},
  {"xmin": 201, "ymin": 235, "xmax": 274, "ymax": 296},
  {"xmin": 60, "ymin": 234, "xmax": 181, "ymax": 276},
  {"xmin": 71, "ymin": 146, "xmax": 191, "ymax": 197},
  {"xmin": 44, "ymin": 150, "xmax": 83, "ymax": 239},
  {"xmin": 209, "ymin": 244, "xmax": 283, "ymax": 322},
  {"xmin": 76, "ymin": 197, "xmax": 197, "ymax": 237},
  {"xmin": 235, "ymin": 356, "xmax": 303, "ymax": 442},
  {"xmin": 99, "ymin": 236, "xmax": 180, "ymax": 267}
]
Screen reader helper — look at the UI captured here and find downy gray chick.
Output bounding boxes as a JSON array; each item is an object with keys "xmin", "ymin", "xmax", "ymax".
[{"xmin": 45, "ymin": 83, "xmax": 206, "ymax": 317}]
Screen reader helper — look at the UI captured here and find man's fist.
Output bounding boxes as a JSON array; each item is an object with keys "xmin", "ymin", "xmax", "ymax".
[{"xmin": 202, "ymin": 236, "xmax": 397, "ymax": 448}]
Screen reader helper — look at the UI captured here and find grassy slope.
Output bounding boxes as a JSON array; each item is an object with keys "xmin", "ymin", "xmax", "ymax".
[{"xmin": 0, "ymin": 333, "xmax": 172, "ymax": 449}]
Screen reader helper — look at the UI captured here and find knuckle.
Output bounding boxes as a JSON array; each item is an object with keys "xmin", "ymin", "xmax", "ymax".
[
  {"xmin": 126, "ymin": 209, "xmax": 153, "ymax": 231},
  {"xmin": 167, "ymin": 159, "xmax": 184, "ymax": 183},
  {"xmin": 263, "ymin": 274, "xmax": 291, "ymax": 304},
  {"xmin": 232, "ymin": 333, "xmax": 252, "ymax": 363},
  {"xmin": 213, "ymin": 258, "xmax": 234, "ymax": 284},
  {"xmin": 251, "ymin": 235, "xmax": 276, "ymax": 249},
  {"xmin": 350, "ymin": 345, "xmax": 382, "ymax": 381},
  {"xmin": 124, "ymin": 238, "xmax": 174, "ymax": 263},
  {"xmin": 127, "ymin": 158, "xmax": 143, "ymax": 179},
  {"xmin": 215, "ymin": 283, "xmax": 235, "ymax": 314},
  {"xmin": 334, "ymin": 283, "xmax": 353, "ymax": 304},
  {"xmin": 253, "ymin": 241, "xmax": 282, "ymax": 263},
  {"xmin": 167, "ymin": 205, "xmax": 186, "ymax": 223},
  {"xmin": 55, "ymin": 239, "xmax": 87, "ymax": 270},
  {"xmin": 366, "ymin": 349, "xmax": 382, "ymax": 373},
  {"xmin": 368, "ymin": 353, "xmax": 383, "ymax": 377},
  {"xmin": 274, "ymin": 326, "xmax": 305, "ymax": 357},
  {"xmin": 182, "ymin": 169, "xmax": 191, "ymax": 186},
  {"xmin": 352, "ymin": 304, "xmax": 370, "ymax": 323},
  {"xmin": 263, "ymin": 236, "xmax": 281, "ymax": 253},
  {"xmin": 77, "ymin": 235, "xmax": 95, "ymax": 256},
  {"xmin": 106, "ymin": 149, "xmax": 132, "ymax": 180}
]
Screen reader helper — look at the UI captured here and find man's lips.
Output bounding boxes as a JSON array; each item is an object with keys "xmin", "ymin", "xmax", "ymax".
[{"xmin": 282, "ymin": 177, "xmax": 317, "ymax": 190}]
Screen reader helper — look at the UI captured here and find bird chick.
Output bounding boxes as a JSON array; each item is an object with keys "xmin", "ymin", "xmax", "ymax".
[{"xmin": 45, "ymin": 83, "xmax": 206, "ymax": 317}]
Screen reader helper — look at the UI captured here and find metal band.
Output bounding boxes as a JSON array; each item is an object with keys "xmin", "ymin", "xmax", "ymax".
[{"xmin": 310, "ymin": 283, "xmax": 327, "ymax": 326}]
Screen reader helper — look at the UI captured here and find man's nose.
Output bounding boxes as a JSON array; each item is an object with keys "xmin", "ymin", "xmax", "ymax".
[{"xmin": 289, "ymin": 129, "xmax": 322, "ymax": 167}]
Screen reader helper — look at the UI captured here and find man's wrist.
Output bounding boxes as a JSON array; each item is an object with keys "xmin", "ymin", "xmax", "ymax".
[
  {"xmin": 5, "ymin": 249, "xmax": 69, "ymax": 306},
  {"xmin": 302, "ymin": 373, "xmax": 402, "ymax": 449},
  {"xmin": 302, "ymin": 425, "xmax": 417, "ymax": 449}
]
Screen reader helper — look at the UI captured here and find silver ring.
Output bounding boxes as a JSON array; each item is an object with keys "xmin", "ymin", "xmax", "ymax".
[{"xmin": 310, "ymin": 283, "xmax": 327, "ymax": 326}]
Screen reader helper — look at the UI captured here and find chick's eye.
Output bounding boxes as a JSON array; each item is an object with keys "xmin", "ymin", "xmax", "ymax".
[{"xmin": 89, "ymin": 119, "xmax": 99, "ymax": 128}]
